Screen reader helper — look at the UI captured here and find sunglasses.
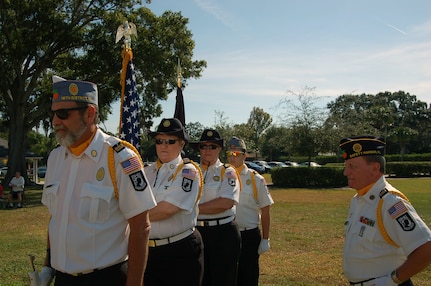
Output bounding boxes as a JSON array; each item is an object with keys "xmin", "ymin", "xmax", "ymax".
[
  {"xmin": 199, "ymin": 144, "xmax": 219, "ymax": 150},
  {"xmin": 226, "ymin": 151, "xmax": 244, "ymax": 157},
  {"xmin": 51, "ymin": 106, "xmax": 88, "ymax": 120},
  {"xmin": 155, "ymin": 138, "xmax": 178, "ymax": 145}
]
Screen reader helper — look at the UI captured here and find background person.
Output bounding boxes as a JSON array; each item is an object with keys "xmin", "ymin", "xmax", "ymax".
[
  {"xmin": 340, "ymin": 136, "xmax": 431, "ymax": 286},
  {"xmin": 226, "ymin": 136, "xmax": 274, "ymax": 286},
  {"xmin": 144, "ymin": 118, "xmax": 204, "ymax": 286},
  {"xmin": 41, "ymin": 76, "xmax": 156, "ymax": 286},
  {"xmin": 7, "ymin": 171, "xmax": 25, "ymax": 208},
  {"xmin": 190, "ymin": 129, "xmax": 241, "ymax": 286}
]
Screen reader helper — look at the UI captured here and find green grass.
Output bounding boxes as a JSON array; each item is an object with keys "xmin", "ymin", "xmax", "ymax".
[{"xmin": 1, "ymin": 179, "xmax": 431, "ymax": 285}]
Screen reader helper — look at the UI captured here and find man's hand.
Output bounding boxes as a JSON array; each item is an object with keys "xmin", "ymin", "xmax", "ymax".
[
  {"xmin": 39, "ymin": 266, "xmax": 55, "ymax": 286},
  {"xmin": 258, "ymin": 239, "xmax": 270, "ymax": 255}
]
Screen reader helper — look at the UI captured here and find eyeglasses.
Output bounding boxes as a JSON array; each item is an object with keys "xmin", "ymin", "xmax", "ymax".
[
  {"xmin": 51, "ymin": 106, "xmax": 88, "ymax": 120},
  {"xmin": 226, "ymin": 151, "xmax": 244, "ymax": 157},
  {"xmin": 155, "ymin": 139, "xmax": 178, "ymax": 145},
  {"xmin": 199, "ymin": 144, "xmax": 219, "ymax": 150}
]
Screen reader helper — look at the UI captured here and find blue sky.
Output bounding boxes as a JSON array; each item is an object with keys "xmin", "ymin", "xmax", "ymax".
[{"xmin": 104, "ymin": 0, "xmax": 431, "ymax": 133}]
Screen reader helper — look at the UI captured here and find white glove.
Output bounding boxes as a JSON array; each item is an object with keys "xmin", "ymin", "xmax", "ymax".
[
  {"xmin": 258, "ymin": 239, "xmax": 270, "ymax": 255},
  {"xmin": 28, "ymin": 270, "xmax": 40, "ymax": 286},
  {"xmin": 39, "ymin": 266, "xmax": 55, "ymax": 286},
  {"xmin": 368, "ymin": 275, "xmax": 397, "ymax": 286}
]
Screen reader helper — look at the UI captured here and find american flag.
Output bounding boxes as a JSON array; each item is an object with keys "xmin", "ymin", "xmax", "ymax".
[
  {"xmin": 119, "ymin": 48, "xmax": 141, "ymax": 150},
  {"xmin": 388, "ymin": 201, "xmax": 408, "ymax": 219}
]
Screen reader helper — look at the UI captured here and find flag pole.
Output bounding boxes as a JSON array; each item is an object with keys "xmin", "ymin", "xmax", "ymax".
[{"xmin": 116, "ymin": 21, "xmax": 141, "ymax": 150}]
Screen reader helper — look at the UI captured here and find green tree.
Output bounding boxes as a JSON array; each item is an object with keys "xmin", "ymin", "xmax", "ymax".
[
  {"xmin": 0, "ymin": 1, "xmax": 205, "ymax": 182},
  {"xmin": 279, "ymin": 87, "xmax": 328, "ymax": 163},
  {"xmin": 247, "ymin": 107, "xmax": 272, "ymax": 155},
  {"xmin": 326, "ymin": 91, "xmax": 431, "ymax": 155},
  {"xmin": 260, "ymin": 125, "xmax": 291, "ymax": 161}
]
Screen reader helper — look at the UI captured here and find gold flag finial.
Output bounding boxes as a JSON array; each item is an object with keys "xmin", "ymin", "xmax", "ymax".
[
  {"xmin": 115, "ymin": 21, "xmax": 137, "ymax": 49},
  {"xmin": 177, "ymin": 58, "xmax": 182, "ymax": 88}
]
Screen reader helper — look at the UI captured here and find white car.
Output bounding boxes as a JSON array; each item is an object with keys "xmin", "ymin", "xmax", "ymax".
[
  {"xmin": 298, "ymin": 161, "xmax": 321, "ymax": 167},
  {"xmin": 0, "ymin": 167, "xmax": 7, "ymax": 177}
]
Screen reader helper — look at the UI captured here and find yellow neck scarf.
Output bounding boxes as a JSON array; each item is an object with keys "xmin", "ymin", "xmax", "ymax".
[{"xmin": 69, "ymin": 129, "xmax": 97, "ymax": 156}]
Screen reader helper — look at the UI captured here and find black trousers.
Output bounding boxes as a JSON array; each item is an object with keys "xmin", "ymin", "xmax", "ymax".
[
  {"xmin": 197, "ymin": 221, "xmax": 241, "ymax": 286},
  {"xmin": 54, "ymin": 261, "xmax": 126, "ymax": 286},
  {"xmin": 237, "ymin": 227, "xmax": 261, "ymax": 286},
  {"xmin": 144, "ymin": 229, "xmax": 204, "ymax": 286}
]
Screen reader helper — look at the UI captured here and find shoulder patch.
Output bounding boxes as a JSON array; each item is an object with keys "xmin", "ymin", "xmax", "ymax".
[
  {"xmin": 388, "ymin": 201, "xmax": 408, "ymax": 219},
  {"xmin": 129, "ymin": 170, "xmax": 147, "ymax": 191},
  {"xmin": 121, "ymin": 156, "xmax": 142, "ymax": 174},
  {"xmin": 182, "ymin": 177, "xmax": 193, "ymax": 192},
  {"xmin": 182, "ymin": 168, "xmax": 197, "ymax": 180},
  {"xmin": 396, "ymin": 213, "xmax": 416, "ymax": 231},
  {"xmin": 226, "ymin": 170, "xmax": 237, "ymax": 179},
  {"xmin": 113, "ymin": 142, "xmax": 126, "ymax": 153}
]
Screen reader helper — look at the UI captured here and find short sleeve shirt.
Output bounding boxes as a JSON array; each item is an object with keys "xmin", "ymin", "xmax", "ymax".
[
  {"xmin": 144, "ymin": 155, "xmax": 202, "ymax": 238},
  {"xmin": 198, "ymin": 159, "xmax": 240, "ymax": 219},
  {"xmin": 235, "ymin": 165, "xmax": 274, "ymax": 229},
  {"xmin": 343, "ymin": 176, "xmax": 431, "ymax": 282},
  {"xmin": 41, "ymin": 129, "xmax": 156, "ymax": 274}
]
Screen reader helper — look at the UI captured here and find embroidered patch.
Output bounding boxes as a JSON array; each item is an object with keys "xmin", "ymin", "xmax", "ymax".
[
  {"xmin": 228, "ymin": 178, "xmax": 236, "ymax": 187},
  {"xmin": 113, "ymin": 142, "xmax": 125, "ymax": 153},
  {"xmin": 388, "ymin": 201, "xmax": 408, "ymax": 219},
  {"xmin": 396, "ymin": 213, "xmax": 416, "ymax": 231},
  {"xmin": 182, "ymin": 168, "xmax": 196, "ymax": 180},
  {"xmin": 121, "ymin": 156, "xmax": 141, "ymax": 174},
  {"xmin": 182, "ymin": 177, "xmax": 193, "ymax": 192},
  {"xmin": 129, "ymin": 170, "xmax": 147, "ymax": 191},
  {"xmin": 359, "ymin": 216, "xmax": 375, "ymax": 227},
  {"xmin": 226, "ymin": 170, "xmax": 237, "ymax": 179}
]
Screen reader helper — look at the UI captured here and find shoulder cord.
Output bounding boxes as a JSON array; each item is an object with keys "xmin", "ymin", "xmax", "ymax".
[
  {"xmin": 108, "ymin": 140, "xmax": 142, "ymax": 199},
  {"xmin": 223, "ymin": 163, "xmax": 242, "ymax": 192},
  {"xmin": 156, "ymin": 158, "xmax": 204, "ymax": 204},
  {"xmin": 249, "ymin": 171, "xmax": 258, "ymax": 200},
  {"xmin": 377, "ymin": 188, "xmax": 410, "ymax": 248}
]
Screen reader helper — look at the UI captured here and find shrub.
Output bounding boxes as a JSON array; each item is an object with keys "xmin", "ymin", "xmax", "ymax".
[{"xmin": 271, "ymin": 166, "xmax": 347, "ymax": 188}]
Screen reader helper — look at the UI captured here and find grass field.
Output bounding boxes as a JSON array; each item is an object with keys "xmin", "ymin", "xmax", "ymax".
[{"xmin": 0, "ymin": 178, "xmax": 430, "ymax": 285}]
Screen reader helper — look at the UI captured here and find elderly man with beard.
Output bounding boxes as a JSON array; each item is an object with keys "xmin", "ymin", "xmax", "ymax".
[{"xmin": 40, "ymin": 76, "xmax": 156, "ymax": 286}]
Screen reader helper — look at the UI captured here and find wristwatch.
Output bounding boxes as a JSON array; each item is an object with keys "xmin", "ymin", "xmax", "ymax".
[{"xmin": 391, "ymin": 269, "xmax": 402, "ymax": 284}]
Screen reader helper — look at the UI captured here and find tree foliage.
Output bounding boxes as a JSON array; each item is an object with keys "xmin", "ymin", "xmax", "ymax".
[
  {"xmin": 325, "ymin": 91, "xmax": 431, "ymax": 157},
  {"xmin": 0, "ymin": 0, "xmax": 206, "ymax": 182}
]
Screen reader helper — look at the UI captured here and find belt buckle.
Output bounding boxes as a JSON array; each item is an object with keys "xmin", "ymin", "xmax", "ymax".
[{"xmin": 148, "ymin": 240, "xmax": 156, "ymax": 247}]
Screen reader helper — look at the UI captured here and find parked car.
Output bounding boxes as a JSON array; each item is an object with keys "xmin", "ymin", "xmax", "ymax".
[
  {"xmin": 267, "ymin": 161, "xmax": 288, "ymax": 168},
  {"xmin": 245, "ymin": 161, "xmax": 265, "ymax": 173},
  {"xmin": 37, "ymin": 166, "xmax": 47, "ymax": 178},
  {"xmin": 284, "ymin": 161, "xmax": 299, "ymax": 167},
  {"xmin": 0, "ymin": 166, "xmax": 7, "ymax": 177},
  {"xmin": 253, "ymin": 160, "xmax": 272, "ymax": 173},
  {"xmin": 298, "ymin": 161, "xmax": 321, "ymax": 167}
]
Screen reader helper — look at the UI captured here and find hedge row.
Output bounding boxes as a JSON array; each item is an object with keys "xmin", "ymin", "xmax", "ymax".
[
  {"xmin": 270, "ymin": 162, "xmax": 431, "ymax": 188},
  {"xmin": 279, "ymin": 153, "xmax": 431, "ymax": 165},
  {"xmin": 270, "ymin": 166, "xmax": 347, "ymax": 188}
]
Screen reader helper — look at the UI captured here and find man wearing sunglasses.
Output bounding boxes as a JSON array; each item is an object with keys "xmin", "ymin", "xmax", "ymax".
[
  {"xmin": 40, "ymin": 76, "xmax": 156, "ymax": 286},
  {"xmin": 226, "ymin": 137, "xmax": 274, "ymax": 286},
  {"xmin": 144, "ymin": 118, "xmax": 204, "ymax": 286},
  {"xmin": 190, "ymin": 129, "xmax": 241, "ymax": 286}
]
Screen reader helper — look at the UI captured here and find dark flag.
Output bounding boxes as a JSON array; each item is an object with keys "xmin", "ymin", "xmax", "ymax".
[
  {"xmin": 119, "ymin": 48, "xmax": 141, "ymax": 150},
  {"xmin": 174, "ymin": 60, "xmax": 186, "ymax": 127},
  {"xmin": 174, "ymin": 86, "xmax": 186, "ymax": 127}
]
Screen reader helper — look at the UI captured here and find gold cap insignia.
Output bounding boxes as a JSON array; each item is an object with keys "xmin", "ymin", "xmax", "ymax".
[{"xmin": 69, "ymin": 83, "xmax": 79, "ymax": 95}]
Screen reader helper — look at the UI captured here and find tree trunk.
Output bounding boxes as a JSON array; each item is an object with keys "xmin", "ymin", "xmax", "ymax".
[{"xmin": 6, "ymin": 89, "xmax": 30, "ymax": 185}]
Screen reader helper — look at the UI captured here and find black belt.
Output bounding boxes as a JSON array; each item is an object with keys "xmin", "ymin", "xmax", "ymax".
[
  {"xmin": 350, "ymin": 278, "xmax": 413, "ymax": 286},
  {"xmin": 349, "ymin": 278, "xmax": 375, "ymax": 285},
  {"xmin": 56, "ymin": 261, "xmax": 126, "ymax": 277},
  {"xmin": 197, "ymin": 215, "xmax": 234, "ymax": 227}
]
